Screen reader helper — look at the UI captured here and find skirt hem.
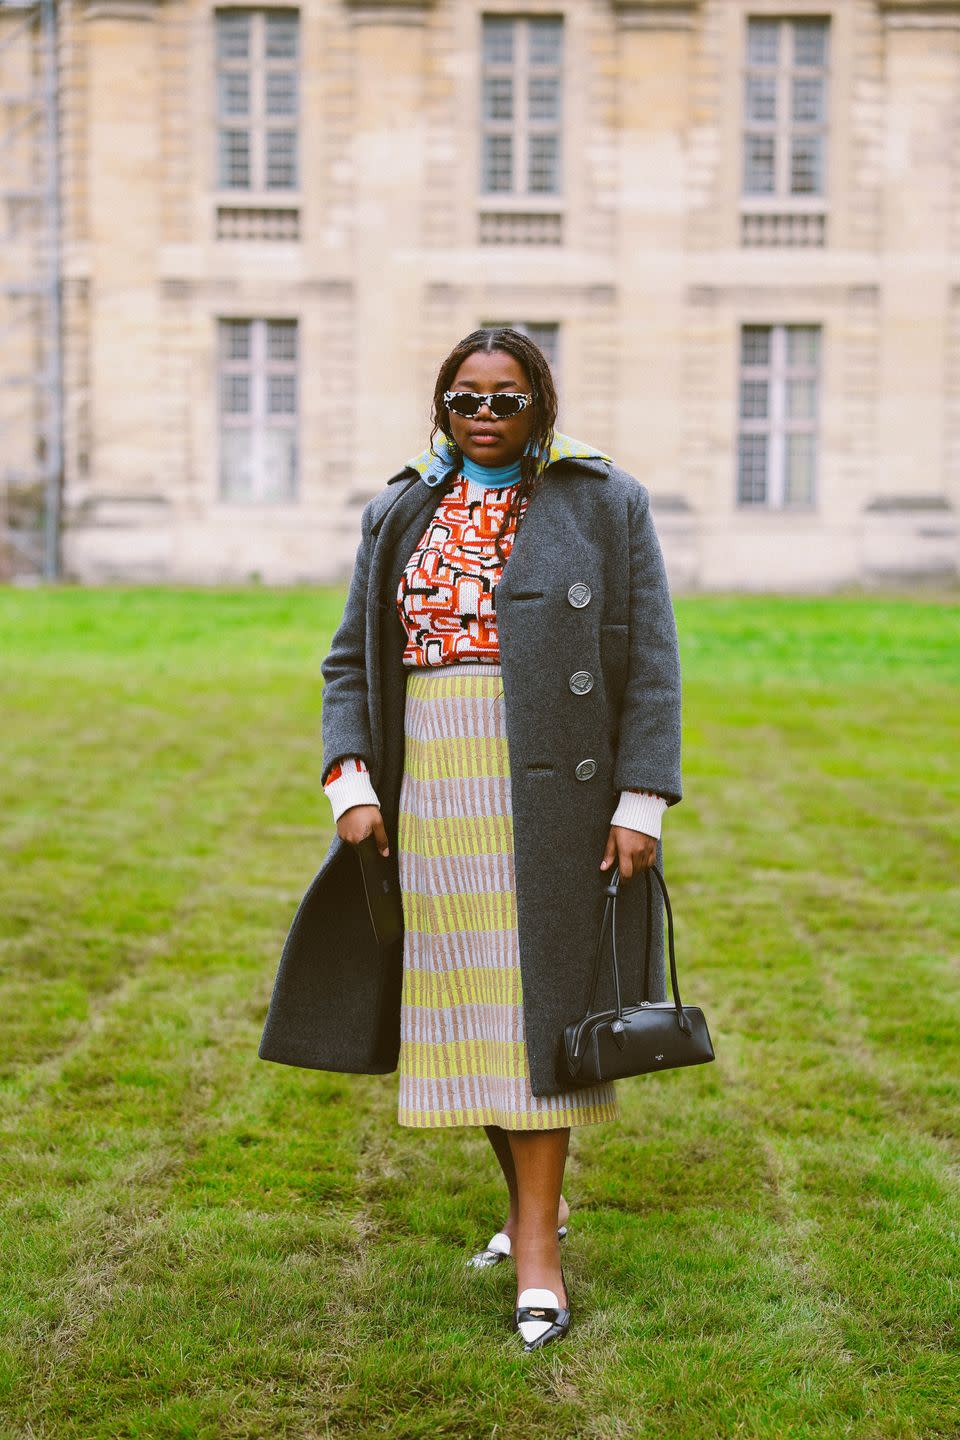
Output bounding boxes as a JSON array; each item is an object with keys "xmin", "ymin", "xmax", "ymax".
[{"xmin": 396, "ymin": 1104, "xmax": 621, "ymax": 1130}]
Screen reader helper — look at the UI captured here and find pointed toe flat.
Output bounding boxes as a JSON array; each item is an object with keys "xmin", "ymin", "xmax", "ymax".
[
  {"xmin": 467, "ymin": 1225, "xmax": 568, "ymax": 1270},
  {"xmin": 514, "ymin": 1268, "xmax": 571, "ymax": 1352}
]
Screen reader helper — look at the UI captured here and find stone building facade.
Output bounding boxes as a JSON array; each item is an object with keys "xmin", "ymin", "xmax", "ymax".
[{"xmin": 29, "ymin": 0, "xmax": 960, "ymax": 585}]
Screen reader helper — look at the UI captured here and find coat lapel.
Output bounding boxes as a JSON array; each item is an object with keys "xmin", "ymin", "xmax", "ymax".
[
  {"xmin": 368, "ymin": 476, "xmax": 445, "ymax": 616},
  {"xmin": 361, "ymin": 477, "xmax": 444, "ymax": 800}
]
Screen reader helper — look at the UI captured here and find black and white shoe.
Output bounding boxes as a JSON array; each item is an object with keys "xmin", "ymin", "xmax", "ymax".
[
  {"xmin": 514, "ymin": 1268, "xmax": 571, "ymax": 1352},
  {"xmin": 466, "ymin": 1225, "xmax": 568, "ymax": 1270}
]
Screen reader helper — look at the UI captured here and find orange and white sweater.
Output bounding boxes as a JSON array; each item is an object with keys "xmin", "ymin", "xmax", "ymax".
[{"xmin": 323, "ymin": 472, "xmax": 669, "ymax": 839}]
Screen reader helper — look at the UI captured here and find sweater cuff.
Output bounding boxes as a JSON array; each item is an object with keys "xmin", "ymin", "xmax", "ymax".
[
  {"xmin": 610, "ymin": 789, "xmax": 668, "ymax": 839},
  {"xmin": 323, "ymin": 756, "xmax": 381, "ymax": 822}
]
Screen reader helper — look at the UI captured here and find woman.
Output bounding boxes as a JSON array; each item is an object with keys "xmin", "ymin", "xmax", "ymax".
[{"xmin": 259, "ymin": 327, "xmax": 682, "ymax": 1353}]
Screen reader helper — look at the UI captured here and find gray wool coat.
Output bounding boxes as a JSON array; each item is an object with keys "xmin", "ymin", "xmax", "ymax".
[{"xmin": 258, "ymin": 451, "xmax": 683, "ymax": 1096}]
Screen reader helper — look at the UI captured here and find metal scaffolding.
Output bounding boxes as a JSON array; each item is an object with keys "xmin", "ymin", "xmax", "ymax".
[{"xmin": 0, "ymin": 0, "xmax": 62, "ymax": 582}]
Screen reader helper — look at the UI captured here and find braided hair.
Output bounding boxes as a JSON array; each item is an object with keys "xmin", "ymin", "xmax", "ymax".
[{"xmin": 428, "ymin": 327, "xmax": 558, "ymax": 566}]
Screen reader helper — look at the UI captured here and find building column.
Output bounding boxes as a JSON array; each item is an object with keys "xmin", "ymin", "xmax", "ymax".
[
  {"xmin": 611, "ymin": 0, "xmax": 696, "ymax": 481},
  {"xmin": 612, "ymin": 0, "xmax": 699, "ymax": 584},
  {"xmin": 864, "ymin": 1, "xmax": 959, "ymax": 579},
  {"xmin": 346, "ymin": 0, "xmax": 433, "ymax": 488},
  {"xmin": 876, "ymin": 1, "xmax": 956, "ymax": 496},
  {"xmin": 81, "ymin": 0, "xmax": 163, "ymax": 510}
]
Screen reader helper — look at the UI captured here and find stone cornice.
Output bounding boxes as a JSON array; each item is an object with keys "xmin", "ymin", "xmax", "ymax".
[{"xmin": 610, "ymin": 0, "xmax": 700, "ymax": 29}]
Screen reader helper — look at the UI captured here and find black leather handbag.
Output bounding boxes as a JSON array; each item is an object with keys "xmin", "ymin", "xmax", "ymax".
[{"xmin": 563, "ymin": 863, "xmax": 714, "ymax": 1083}]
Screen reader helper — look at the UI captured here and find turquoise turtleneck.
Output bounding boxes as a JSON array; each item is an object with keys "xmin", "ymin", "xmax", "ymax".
[{"xmin": 460, "ymin": 453, "xmax": 523, "ymax": 488}]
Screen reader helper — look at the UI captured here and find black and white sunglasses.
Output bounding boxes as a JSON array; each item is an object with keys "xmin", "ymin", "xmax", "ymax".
[{"xmin": 443, "ymin": 390, "xmax": 533, "ymax": 420}]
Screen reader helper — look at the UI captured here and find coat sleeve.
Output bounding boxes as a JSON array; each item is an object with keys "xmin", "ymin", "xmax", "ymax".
[
  {"xmin": 611, "ymin": 484, "xmax": 683, "ymax": 806},
  {"xmin": 320, "ymin": 501, "xmax": 376, "ymax": 788}
]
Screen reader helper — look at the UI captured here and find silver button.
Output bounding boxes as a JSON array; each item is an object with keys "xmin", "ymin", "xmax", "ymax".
[
  {"xmin": 567, "ymin": 583, "xmax": 591, "ymax": 608},
  {"xmin": 569, "ymin": 670, "xmax": 594, "ymax": 695},
  {"xmin": 575, "ymin": 758, "xmax": 597, "ymax": 781}
]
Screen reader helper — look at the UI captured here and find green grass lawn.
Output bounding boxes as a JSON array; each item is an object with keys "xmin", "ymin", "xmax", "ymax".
[{"xmin": 1, "ymin": 586, "xmax": 958, "ymax": 1440}]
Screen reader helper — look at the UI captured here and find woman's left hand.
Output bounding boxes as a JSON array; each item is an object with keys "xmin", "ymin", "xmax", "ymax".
[{"xmin": 599, "ymin": 825, "xmax": 656, "ymax": 879}]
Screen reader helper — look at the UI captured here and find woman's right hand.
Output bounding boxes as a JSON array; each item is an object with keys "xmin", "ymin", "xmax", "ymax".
[{"xmin": 336, "ymin": 804, "xmax": 390, "ymax": 857}]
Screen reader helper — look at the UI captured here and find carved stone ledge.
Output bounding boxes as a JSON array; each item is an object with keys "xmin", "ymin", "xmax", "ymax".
[
  {"xmin": 650, "ymin": 493, "xmax": 693, "ymax": 512},
  {"xmin": 861, "ymin": 493, "xmax": 958, "ymax": 581},
  {"xmin": 161, "ymin": 279, "xmax": 193, "ymax": 302},
  {"xmin": 610, "ymin": 0, "xmax": 700, "ymax": 30},
  {"xmin": 344, "ymin": 0, "xmax": 432, "ymax": 25},
  {"xmin": 877, "ymin": 0, "xmax": 960, "ymax": 27},
  {"xmin": 82, "ymin": 0, "xmax": 160, "ymax": 20},
  {"xmin": 863, "ymin": 495, "xmax": 953, "ymax": 513}
]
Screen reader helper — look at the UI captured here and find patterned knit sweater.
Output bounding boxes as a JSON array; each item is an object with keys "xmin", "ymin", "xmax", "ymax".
[{"xmin": 323, "ymin": 466, "xmax": 668, "ymax": 840}]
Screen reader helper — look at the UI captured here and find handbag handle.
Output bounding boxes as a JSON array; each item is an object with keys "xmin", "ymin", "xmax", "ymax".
[{"xmin": 582, "ymin": 863, "xmax": 690, "ymax": 1035}]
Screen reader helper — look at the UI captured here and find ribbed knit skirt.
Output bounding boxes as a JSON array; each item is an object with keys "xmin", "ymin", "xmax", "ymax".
[{"xmin": 396, "ymin": 660, "xmax": 620, "ymax": 1129}]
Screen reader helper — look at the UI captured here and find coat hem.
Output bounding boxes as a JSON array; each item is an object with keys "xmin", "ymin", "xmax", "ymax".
[{"xmin": 257, "ymin": 1048, "xmax": 399, "ymax": 1076}]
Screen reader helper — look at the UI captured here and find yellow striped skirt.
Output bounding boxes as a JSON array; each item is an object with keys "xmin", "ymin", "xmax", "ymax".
[{"xmin": 396, "ymin": 660, "xmax": 620, "ymax": 1130}]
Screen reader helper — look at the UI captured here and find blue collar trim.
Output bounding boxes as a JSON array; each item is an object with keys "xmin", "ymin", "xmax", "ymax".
[{"xmin": 460, "ymin": 454, "xmax": 523, "ymax": 487}]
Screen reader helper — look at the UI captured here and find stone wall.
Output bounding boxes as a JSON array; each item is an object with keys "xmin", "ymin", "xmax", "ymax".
[{"xmin": 49, "ymin": 0, "xmax": 960, "ymax": 587}]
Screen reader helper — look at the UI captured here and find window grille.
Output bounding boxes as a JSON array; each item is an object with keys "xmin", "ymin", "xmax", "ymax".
[
  {"xmin": 742, "ymin": 16, "xmax": 827, "ymax": 198},
  {"xmin": 218, "ymin": 318, "xmax": 299, "ymax": 502},
  {"xmin": 481, "ymin": 16, "xmax": 563, "ymax": 198},
  {"xmin": 736, "ymin": 323, "xmax": 820, "ymax": 508},
  {"xmin": 215, "ymin": 10, "xmax": 299, "ymax": 193}
]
